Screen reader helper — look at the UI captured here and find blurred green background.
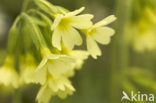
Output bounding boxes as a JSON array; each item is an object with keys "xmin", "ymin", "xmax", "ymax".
[{"xmin": 0, "ymin": 0, "xmax": 156, "ymax": 103}]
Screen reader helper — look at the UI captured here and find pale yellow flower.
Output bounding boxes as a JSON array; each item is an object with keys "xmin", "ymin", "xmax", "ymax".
[
  {"xmin": 20, "ymin": 53, "xmax": 39, "ymax": 84},
  {"xmin": 51, "ymin": 7, "xmax": 94, "ymax": 50},
  {"xmin": 0, "ymin": 56, "xmax": 19, "ymax": 88},
  {"xmin": 68, "ymin": 50, "xmax": 89, "ymax": 69},
  {"xmin": 83, "ymin": 15, "xmax": 116, "ymax": 59},
  {"xmin": 36, "ymin": 75, "xmax": 75, "ymax": 103},
  {"xmin": 36, "ymin": 84, "xmax": 52, "ymax": 103},
  {"xmin": 60, "ymin": 48, "xmax": 89, "ymax": 77},
  {"xmin": 129, "ymin": 8, "xmax": 156, "ymax": 52},
  {"xmin": 35, "ymin": 47, "xmax": 75, "ymax": 84},
  {"xmin": 82, "ymin": 15, "xmax": 116, "ymax": 59},
  {"xmin": 62, "ymin": 48, "xmax": 89, "ymax": 69},
  {"xmin": 130, "ymin": 23, "xmax": 156, "ymax": 52}
]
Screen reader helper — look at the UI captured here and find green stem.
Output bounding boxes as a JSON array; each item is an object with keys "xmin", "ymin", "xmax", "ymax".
[
  {"xmin": 13, "ymin": 89, "xmax": 22, "ymax": 103},
  {"xmin": 12, "ymin": 1, "xmax": 31, "ymax": 103},
  {"xmin": 22, "ymin": 0, "xmax": 31, "ymax": 12},
  {"xmin": 7, "ymin": 16, "xmax": 20, "ymax": 55},
  {"xmin": 109, "ymin": 0, "xmax": 132, "ymax": 103}
]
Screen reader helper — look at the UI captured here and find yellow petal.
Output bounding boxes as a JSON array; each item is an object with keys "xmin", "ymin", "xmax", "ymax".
[
  {"xmin": 36, "ymin": 84, "xmax": 53, "ymax": 103},
  {"xmin": 69, "ymin": 50, "xmax": 89, "ymax": 60},
  {"xmin": 70, "ymin": 14, "xmax": 94, "ymax": 29},
  {"xmin": 47, "ymin": 54, "xmax": 60, "ymax": 59},
  {"xmin": 47, "ymin": 55, "xmax": 74, "ymax": 78},
  {"xmin": 51, "ymin": 14, "xmax": 63, "ymax": 30},
  {"xmin": 20, "ymin": 66, "xmax": 36, "ymax": 84},
  {"xmin": 86, "ymin": 35, "xmax": 101, "ymax": 59},
  {"xmin": 62, "ymin": 26, "xmax": 82, "ymax": 50},
  {"xmin": 49, "ymin": 76, "xmax": 75, "ymax": 99},
  {"xmin": 34, "ymin": 66, "xmax": 47, "ymax": 84},
  {"xmin": 92, "ymin": 27, "xmax": 115, "ymax": 45},
  {"xmin": 52, "ymin": 28, "xmax": 62, "ymax": 50},
  {"xmin": 22, "ymin": 63, "xmax": 47, "ymax": 85},
  {"xmin": 94, "ymin": 15, "xmax": 116, "ymax": 27},
  {"xmin": 132, "ymin": 29, "xmax": 156, "ymax": 52},
  {"xmin": 69, "ymin": 50, "xmax": 89, "ymax": 69},
  {"xmin": 66, "ymin": 7, "xmax": 85, "ymax": 17},
  {"xmin": 36, "ymin": 58, "xmax": 48, "ymax": 71},
  {"xmin": 57, "ymin": 85, "xmax": 75, "ymax": 99},
  {"xmin": 48, "ymin": 76, "xmax": 67, "ymax": 92},
  {"xmin": 0, "ymin": 67, "xmax": 19, "ymax": 88},
  {"xmin": 64, "ymin": 69, "xmax": 75, "ymax": 77}
]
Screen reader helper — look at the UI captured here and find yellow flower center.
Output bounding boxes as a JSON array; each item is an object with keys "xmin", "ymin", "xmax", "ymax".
[
  {"xmin": 58, "ymin": 17, "xmax": 71, "ymax": 30},
  {"xmin": 41, "ymin": 47, "xmax": 52, "ymax": 58}
]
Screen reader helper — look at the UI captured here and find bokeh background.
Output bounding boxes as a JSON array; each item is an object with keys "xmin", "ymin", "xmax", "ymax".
[{"xmin": 0, "ymin": 0, "xmax": 156, "ymax": 103}]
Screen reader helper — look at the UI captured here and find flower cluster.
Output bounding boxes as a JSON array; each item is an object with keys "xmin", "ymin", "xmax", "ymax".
[
  {"xmin": 128, "ymin": 0, "xmax": 156, "ymax": 52},
  {"xmin": 0, "ymin": 0, "xmax": 116, "ymax": 103}
]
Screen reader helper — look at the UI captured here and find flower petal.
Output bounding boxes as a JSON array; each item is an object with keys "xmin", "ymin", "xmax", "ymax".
[
  {"xmin": 21, "ymin": 66, "xmax": 36, "ymax": 84},
  {"xmin": 36, "ymin": 58, "xmax": 48, "ymax": 71},
  {"xmin": 0, "ymin": 67, "xmax": 19, "ymax": 88},
  {"xmin": 66, "ymin": 7, "xmax": 85, "ymax": 17},
  {"xmin": 94, "ymin": 15, "xmax": 116, "ymax": 27},
  {"xmin": 36, "ymin": 84, "xmax": 53, "ymax": 103},
  {"xmin": 34, "ymin": 66, "xmax": 47, "ymax": 84},
  {"xmin": 69, "ymin": 50, "xmax": 89, "ymax": 69},
  {"xmin": 47, "ymin": 55, "xmax": 74, "ymax": 78},
  {"xmin": 69, "ymin": 50, "xmax": 89, "ymax": 60},
  {"xmin": 92, "ymin": 27, "xmax": 115, "ymax": 45},
  {"xmin": 86, "ymin": 35, "xmax": 101, "ymax": 59},
  {"xmin": 51, "ymin": 14, "xmax": 63, "ymax": 30},
  {"xmin": 57, "ymin": 86, "xmax": 75, "ymax": 99},
  {"xmin": 70, "ymin": 14, "xmax": 94, "ymax": 29},
  {"xmin": 52, "ymin": 28, "xmax": 62, "ymax": 50},
  {"xmin": 62, "ymin": 26, "xmax": 82, "ymax": 50},
  {"xmin": 56, "ymin": 78, "xmax": 75, "ymax": 99},
  {"xmin": 48, "ymin": 76, "xmax": 67, "ymax": 92}
]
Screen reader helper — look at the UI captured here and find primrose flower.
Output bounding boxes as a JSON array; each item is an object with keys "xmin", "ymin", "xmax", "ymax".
[
  {"xmin": 51, "ymin": 7, "xmax": 94, "ymax": 50},
  {"xmin": 0, "ymin": 56, "xmax": 19, "ymax": 88},
  {"xmin": 20, "ymin": 53, "xmax": 39, "ymax": 84},
  {"xmin": 68, "ymin": 50, "xmax": 89, "ymax": 69},
  {"xmin": 62, "ymin": 46, "xmax": 89, "ymax": 69},
  {"xmin": 129, "ymin": 7, "xmax": 156, "ymax": 52},
  {"xmin": 35, "ymin": 47, "xmax": 75, "ymax": 84},
  {"xmin": 130, "ymin": 23, "xmax": 156, "ymax": 52},
  {"xmin": 59, "ymin": 47, "xmax": 89, "ymax": 77},
  {"xmin": 36, "ymin": 74, "xmax": 75, "ymax": 103},
  {"xmin": 82, "ymin": 15, "xmax": 116, "ymax": 59}
]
